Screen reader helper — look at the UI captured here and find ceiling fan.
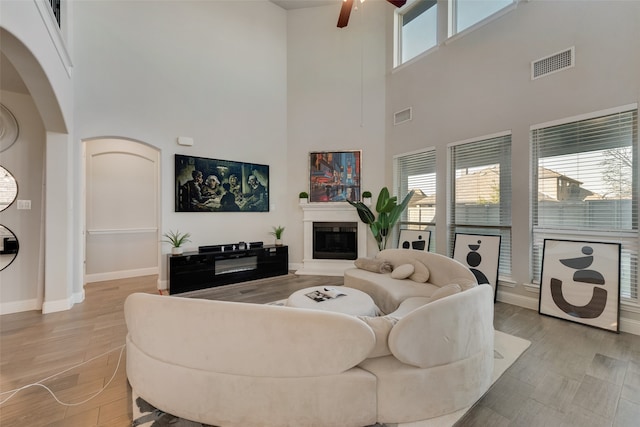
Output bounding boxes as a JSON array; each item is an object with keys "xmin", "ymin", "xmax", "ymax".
[{"xmin": 337, "ymin": 0, "xmax": 407, "ymax": 28}]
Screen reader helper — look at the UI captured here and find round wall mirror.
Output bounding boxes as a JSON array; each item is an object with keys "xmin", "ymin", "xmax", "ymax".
[
  {"xmin": 0, "ymin": 104, "xmax": 20, "ymax": 153},
  {"xmin": 0, "ymin": 224, "xmax": 19, "ymax": 271},
  {"xmin": 0, "ymin": 165, "xmax": 18, "ymax": 211}
]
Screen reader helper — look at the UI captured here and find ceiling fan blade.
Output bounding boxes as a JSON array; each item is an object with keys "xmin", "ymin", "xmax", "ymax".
[
  {"xmin": 386, "ymin": 0, "xmax": 407, "ymax": 7},
  {"xmin": 337, "ymin": 0, "xmax": 354, "ymax": 28}
]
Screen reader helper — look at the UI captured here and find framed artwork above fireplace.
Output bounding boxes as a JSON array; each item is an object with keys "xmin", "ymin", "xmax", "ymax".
[{"xmin": 309, "ymin": 150, "xmax": 361, "ymax": 203}]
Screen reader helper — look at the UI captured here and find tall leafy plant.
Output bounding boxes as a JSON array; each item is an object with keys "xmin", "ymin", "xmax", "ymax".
[{"xmin": 347, "ymin": 187, "xmax": 414, "ymax": 251}]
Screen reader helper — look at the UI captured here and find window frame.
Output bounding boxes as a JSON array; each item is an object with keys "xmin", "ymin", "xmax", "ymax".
[
  {"xmin": 448, "ymin": 131, "xmax": 513, "ymax": 280},
  {"xmin": 530, "ymin": 104, "xmax": 639, "ymax": 305}
]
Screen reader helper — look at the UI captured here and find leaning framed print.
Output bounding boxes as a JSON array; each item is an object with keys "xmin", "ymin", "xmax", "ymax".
[
  {"xmin": 539, "ymin": 239, "xmax": 621, "ymax": 332},
  {"xmin": 309, "ymin": 150, "xmax": 361, "ymax": 203},
  {"xmin": 175, "ymin": 154, "xmax": 269, "ymax": 212},
  {"xmin": 398, "ymin": 229, "xmax": 431, "ymax": 252},
  {"xmin": 453, "ymin": 233, "xmax": 501, "ymax": 301}
]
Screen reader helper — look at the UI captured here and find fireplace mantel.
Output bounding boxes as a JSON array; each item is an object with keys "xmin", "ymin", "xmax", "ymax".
[{"xmin": 296, "ymin": 202, "xmax": 368, "ymax": 276}]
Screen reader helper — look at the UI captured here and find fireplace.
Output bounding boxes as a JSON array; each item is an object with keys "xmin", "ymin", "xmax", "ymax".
[
  {"xmin": 297, "ymin": 203, "xmax": 368, "ymax": 276},
  {"xmin": 313, "ymin": 222, "xmax": 357, "ymax": 260}
]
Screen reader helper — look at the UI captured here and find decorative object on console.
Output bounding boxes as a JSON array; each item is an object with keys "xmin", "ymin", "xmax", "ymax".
[
  {"xmin": 539, "ymin": 239, "xmax": 620, "ymax": 332},
  {"xmin": 347, "ymin": 187, "xmax": 414, "ymax": 251},
  {"xmin": 269, "ymin": 225, "xmax": 285, "ymax": 246},
  {"xmin": 298, "ymin": 191, "xmax": 308, "ymax": 203},
  {"xmin": 453, "ymin": 233, "xmax": 501, "ymax": 301},
  {"xmin": 398, "ymin": 229, "xmax": 431, "ymax": 252},
  {"xmin": 309, "ymin": 150, "xmax": 361, "ymax": 203},
  {"xmin": 162, "ymin": 229, "xmax": 191, "ymax": 255},
  {"xmin": 175, "ymin": 154, "xmax": 269, "ymax": 212}
]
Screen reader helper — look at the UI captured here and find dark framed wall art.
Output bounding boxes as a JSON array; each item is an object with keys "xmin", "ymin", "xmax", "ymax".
[
  {"xmin": 453, "ymin": 233, "xmax": 501, "ymax": 300},
  {"xmin": 539, "ymin": 239, "xmax": 621, "ymax": 332},
  {"xmin": 309, "ymin": 150, "xmax": 361, "ymax": 202},
  {"xmin": 175, "ymin": 154, "xmax": 269, "ymax": 212},
  {"xmin": 398, "ymin": 229, "xmax": 431, "ymax": 252}
]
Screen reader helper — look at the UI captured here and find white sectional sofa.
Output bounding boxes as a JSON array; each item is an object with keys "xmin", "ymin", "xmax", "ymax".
[{"xmin": 125, "ymin": 249, "xmax": 494, "ymax": 426}]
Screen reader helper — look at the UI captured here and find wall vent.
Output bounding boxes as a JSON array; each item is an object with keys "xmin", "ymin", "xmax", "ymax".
[
  {"xmin": 394, "ymin": 107, "xmax": 412, "ymax": 125},
  {"xmin": 531, "ymin": 47, "xmax": 575, "ymax": 80}
]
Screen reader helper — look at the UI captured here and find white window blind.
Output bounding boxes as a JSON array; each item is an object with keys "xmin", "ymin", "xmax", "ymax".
[
  {"xmin": 449, "ymin": 133, "xmax": 512, "ymax": 277},
  {"xmin": 394, "ymin": 148, "xmax": 436, "ymax": 250},
  {"xmin": 531, "ymin": 108, "xmax": 638, "ymax": 301}
]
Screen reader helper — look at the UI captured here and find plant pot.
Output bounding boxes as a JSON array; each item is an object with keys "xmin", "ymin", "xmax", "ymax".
[
  {"xmin": 172, "ymin": 247, "xmax": 184, "ymax": 255},
  {"xmin": 275, "ymin": 239, "xmax": 283, "ymax": 246},
  {"xmin": 363, "ymin": 197, "xmax": 372, "ymax": 205},
  {"xmin": 299, "ymin": 198, "xmax": 308, "ymax": 204}
]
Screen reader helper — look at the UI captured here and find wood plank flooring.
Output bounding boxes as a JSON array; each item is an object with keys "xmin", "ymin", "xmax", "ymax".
[{"xmin": 1, "ymin": 273, "xmax": 639, "ymax": 426}]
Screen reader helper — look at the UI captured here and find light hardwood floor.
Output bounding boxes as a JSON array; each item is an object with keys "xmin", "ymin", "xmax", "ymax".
[{"xmin": 1, "ymin": 274, "xmax": 639, "ymax": 427}]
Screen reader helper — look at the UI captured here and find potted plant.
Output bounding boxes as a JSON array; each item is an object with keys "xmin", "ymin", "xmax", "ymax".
[
  {"xmin": 163, "ymin": 230, "xmax": 191, "ymax": 255},
  {"xmin": 347, "ymin": 187, "xmax": 414, "ymax": 251},
  {"xmin": 362, "ymin": 191, "xmax": 372, "ymax": 205},
  {"xmin": 269, "ymin": 225, "xmax": 285, "ymax": 246},
  {"xmin": 299, "ymin": 191, "xmax": 309, "ymax": 204}
]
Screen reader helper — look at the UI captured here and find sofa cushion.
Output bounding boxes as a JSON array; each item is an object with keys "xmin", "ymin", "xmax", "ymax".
[
  {"xmin": 429, "ymin": 283, "xmax": 462, "ymax": 302},
  {"xmin": 344, "ymin": 268, "xmax": 439, "ymax": 314},
  {"xmin": 357, "ymin": 315, "xmax": 399, "ymax": 358},
  {"xmin": 391, "ymin": 263, "xmax": 414, "ymax": 279},
  {"xmin": 355, "ymin": 257, "xmax": 393, "ymax": 274},
  {"xmin": 409, "ymin": 260, "xmax": 430, "ymax": 283}
]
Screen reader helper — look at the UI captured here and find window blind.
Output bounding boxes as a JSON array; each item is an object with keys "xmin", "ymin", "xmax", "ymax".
[
  {"xmin": 394, "ymin": 148, "xmax": 437, "ymax": 250},
  {"xmin": 449, "ymin": 133, "xmax": 512, "ymax": 278},
  {"xmin": 531, "ymin": 108, "xmax": 638, "ymax": 301}
]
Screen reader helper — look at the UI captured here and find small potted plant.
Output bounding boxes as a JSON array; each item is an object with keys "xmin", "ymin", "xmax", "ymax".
[
  {"xmin": 362, "ymin": 191, "xmax": 372, "ymax": 205},
  {"xmin": 163, "ymin": 230, "xmax": 191, "ymax": 255},
  {"xmin": 299, "ymin": 191, "xmax": 309, "ymax": 204},
  {"xmin": 269, "ymin": 225, "xmax": 285, "ymax": 246}
]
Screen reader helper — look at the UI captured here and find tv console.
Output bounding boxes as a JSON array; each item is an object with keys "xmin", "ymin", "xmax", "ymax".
[{"xmin": 168, "ymin": 244, "xmax": 288, "ymax": 295}]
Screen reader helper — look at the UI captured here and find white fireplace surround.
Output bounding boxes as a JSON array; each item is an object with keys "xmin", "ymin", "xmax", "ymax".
[{"xmin": 296, "ymin": 202, "xmax": 368, "ymax": 276}]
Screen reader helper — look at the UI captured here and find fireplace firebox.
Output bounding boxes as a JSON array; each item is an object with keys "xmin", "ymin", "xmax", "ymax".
[{"xmin": 313, "ymin": 222, "xmax": 357, "ymax": 260}]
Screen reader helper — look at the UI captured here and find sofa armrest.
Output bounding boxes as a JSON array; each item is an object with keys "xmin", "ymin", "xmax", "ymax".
[{"xmin": 388, "ymin": 285, "xmax": 494, "ymax": 369}]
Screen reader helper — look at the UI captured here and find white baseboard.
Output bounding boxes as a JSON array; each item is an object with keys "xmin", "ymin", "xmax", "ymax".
[
  {"xmin": 0, "ymin": 298, "xmax": 40, "ymax": 315},
  {"xmin": 85, "ymin": 267, "xmax": 158, "ymax": 283}
]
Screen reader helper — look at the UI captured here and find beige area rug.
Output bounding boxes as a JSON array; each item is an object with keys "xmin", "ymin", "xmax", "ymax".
[{"xmin": 131, "ymin": 330, "xmax": 529, "ymax": 427}]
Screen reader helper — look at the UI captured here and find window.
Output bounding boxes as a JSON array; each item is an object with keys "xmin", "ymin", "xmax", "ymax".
[
  {"xmin": 450, "ymin": 0, "xmax": 514, "ymax": 36},
  {"xmin": 394, "ymin": 148, "xmax": 436, "ymax": 250},
  {"xmin": 531, "ymin": 107, "xmax": 638, "ymax": 302},
  {"xmin": 397, "ymin": 0, "xmax": 438, "ymax": 66},
  {"xmin": 395, "ymin": 0, "xmax": 516, "ymax": 67},
  {"xmin": 449, "ymin": 133, "xmax": 512, "ymax": 278}
]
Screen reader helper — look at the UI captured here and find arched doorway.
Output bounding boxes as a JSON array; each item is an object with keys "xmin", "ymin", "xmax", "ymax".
[{"xmin": 84, "ymin": 138, "xmax": 160, "ymax": 283}]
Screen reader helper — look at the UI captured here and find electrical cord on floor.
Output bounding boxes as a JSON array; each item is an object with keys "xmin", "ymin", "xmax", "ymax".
[{"xmin": 0, "ymin": 343, "xmax": 126, "ymax": 407}]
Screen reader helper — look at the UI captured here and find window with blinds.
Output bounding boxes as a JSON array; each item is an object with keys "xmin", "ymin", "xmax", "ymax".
[
  {"xmin": 531, "ymin": 107, "xmax": 638, "ymax": 302},
  {"xmin": 449, "ymin": 133, "xmax": 512, "ymax": 278},
  {"xmin": 394, "ymin": 148, "xmax": 437, "ymax": 251}
]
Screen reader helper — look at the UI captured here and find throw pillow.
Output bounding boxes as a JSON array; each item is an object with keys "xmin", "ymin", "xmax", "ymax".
[
  {"xmin": 391, "ymin": 263, "xmax": 414, "ymax": 279},
  {"xmin": 409, "ymin": 260, "xmax": 430, "ymax": 283},
  {"xmin": 354, "ymin": 257, "xmax": 393, "ymax": 274},
  {"xmin": 357, "ymin": 315, "xmax": 398, "ymax": 358},
  {"xmin": 429, "ymin": 283, "xmax": 462, "ymax": 302}
]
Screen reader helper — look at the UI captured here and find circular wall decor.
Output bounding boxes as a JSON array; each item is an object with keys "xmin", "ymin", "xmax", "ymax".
[
  {"xmin": 0, "ymin": 224, "xmax": 19, "ymax": 271},
  {"xmin": 0, "ymin": 165, "xmax": 18, "ymax": 212},
  {"xmin": 0, "ymin": 103, "xmax": 20, "ymax": 153}
]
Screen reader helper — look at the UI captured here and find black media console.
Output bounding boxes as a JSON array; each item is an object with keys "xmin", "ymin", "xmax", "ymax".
[{"xmin": 168, "ymin": 244, "xmax": 288, "ymax": 295}]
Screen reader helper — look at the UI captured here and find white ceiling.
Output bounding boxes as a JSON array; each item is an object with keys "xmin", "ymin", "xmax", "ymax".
[{"xmin": 270, "ymin": 1, "xmax": 335, "ymax": 10}]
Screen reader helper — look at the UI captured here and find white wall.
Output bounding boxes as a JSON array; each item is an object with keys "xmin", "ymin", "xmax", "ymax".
[
  {"xmin": 0, "ymin": 91, "xmax": 45, "ymax": 313},
  {"xmin": 286, "ymin": 1, "xmax": 392, "ymax": 262},
  {"xmin": 72, "ymin": 0, "xmax": 289, "ymax": 285},
  {"xmin": 386, "ymin": 0, "xmax": 640, "ymax": 325}
]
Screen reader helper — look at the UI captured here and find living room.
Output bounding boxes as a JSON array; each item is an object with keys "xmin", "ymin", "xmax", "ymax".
[{"xmin": 1, "ymin": 0, "xmax": 639, "ymax": 423}]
